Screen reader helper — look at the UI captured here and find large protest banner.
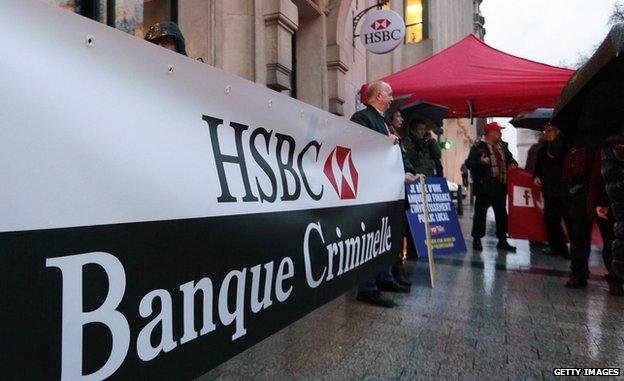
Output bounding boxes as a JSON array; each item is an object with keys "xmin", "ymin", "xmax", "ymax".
[{"xmin": 0, "ymin": 2, "xmax": 405, "ymax": 380}]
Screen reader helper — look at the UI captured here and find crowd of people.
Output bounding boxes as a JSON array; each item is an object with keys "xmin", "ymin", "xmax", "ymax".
[
  {"xmin": 351, "ymin": 80, "xmax": 623, "ymax": 307},
  {"xmin": 527, "ymin": 125, "xmax": 622, "ymax": 295}
]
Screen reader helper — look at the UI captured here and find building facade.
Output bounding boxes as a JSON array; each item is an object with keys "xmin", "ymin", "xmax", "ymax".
[{"xmin": 44, "ymin": 0, "xmax": 485, "ymax": 183}]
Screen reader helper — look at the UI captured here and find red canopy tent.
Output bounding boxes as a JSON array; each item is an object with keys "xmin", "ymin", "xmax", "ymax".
[{"xmin": 362, "ymin": 34, "xmax": 575, "ymax": 118}]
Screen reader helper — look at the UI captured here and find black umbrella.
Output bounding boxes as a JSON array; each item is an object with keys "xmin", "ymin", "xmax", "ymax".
[
  {"xmin": 400, "ymin": 100, "xmax": 450, "ymax": 128},
  {"xmin": 384, "ymin": 94, "xmax": 412, "ymax": 118},
  {"xmin": 552, "ymin": 23, "xmax": 624, "ymax": 142},
  {"xmin": 509, "ymin": 108, "xmax": 553, "ymax": 131}
]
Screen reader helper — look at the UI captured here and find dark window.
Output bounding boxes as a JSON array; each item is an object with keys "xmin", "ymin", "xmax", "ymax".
[
  {"xmin": 45, "ymin": 0, "xmax": 178, "ymax": 37},
  {"xmin": 290, "ymin": 32, "xmax": 297, "ymax": 99},
  {"xmin": 113, "ymin": 0, "xmax": 178, "ymax": 37}
]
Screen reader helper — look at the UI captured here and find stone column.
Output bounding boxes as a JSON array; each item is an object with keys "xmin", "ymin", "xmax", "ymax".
[
  {"xmin": 263, "ymin": 0, "xmax": 298, "ymax": 92},
  {"xmin": 178, "ymin": 0, "xmax": 214, "ymax": 65},
  {"xmin": 325, "ymin": 0, "xmax": 353, "ymax": 115},
  {"xmin": 326, "ymin": 43, "xmax": 348, "ymax": 115},
  {"xmin": 297, "ymin": 13, "xmax": 329, "ymax": 110}
]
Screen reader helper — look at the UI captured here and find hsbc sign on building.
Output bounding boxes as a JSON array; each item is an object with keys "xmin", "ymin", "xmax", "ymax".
[{"xmin": 360, "ymin": 9, "xmax": 406, "ymax": 54}]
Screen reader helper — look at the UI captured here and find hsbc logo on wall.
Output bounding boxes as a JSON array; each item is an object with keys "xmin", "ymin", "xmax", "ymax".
[
  {"xmin": 202, "ymin": 115, "xmax": 360, "ymax": 203},
  {"xmin": 360, "ymin": 10, "xmax": 406, "ymax": 54}
]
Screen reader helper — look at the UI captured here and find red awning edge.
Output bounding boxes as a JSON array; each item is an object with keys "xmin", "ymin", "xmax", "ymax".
[{"xmin": 361, "ymin": 34, "xmax": 575, "ymax": 118}]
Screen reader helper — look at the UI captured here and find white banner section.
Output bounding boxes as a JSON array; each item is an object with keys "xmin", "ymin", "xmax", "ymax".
[{"xmin": 0, "ymin": 0, "xmax": 404, "ymax": 233}]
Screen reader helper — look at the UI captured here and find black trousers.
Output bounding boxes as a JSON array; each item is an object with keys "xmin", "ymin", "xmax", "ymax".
[
  {"xmin": 568, "ymin": 192, "xmax": 622, "ymax": 284},
  {"xmin": 471, "ymin": 184, "xmax": 508, "ymax": 240},
  {"xmin": 543, "ymin": 195, "xmax": 571, "ymax": 255}
]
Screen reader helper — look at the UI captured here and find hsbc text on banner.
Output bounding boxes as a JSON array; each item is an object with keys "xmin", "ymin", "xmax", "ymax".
[
  {"xmin": 406, "ymin": 177, "xmax": 467, "ymax": 256},
  {"xmin": 0, "ymin": 2, "xmax": 405, "ymax": 380},
  {"xmin": 507, "ymin": 168, "xmax": 548, "ymax": 241}
]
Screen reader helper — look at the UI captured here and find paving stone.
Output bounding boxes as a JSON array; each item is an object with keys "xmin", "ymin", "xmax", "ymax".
[
  {"xmin": 399, "ymin": 361, "xmax": 441, "ymax": 380},
  {"xmin": 198, "ymin": 370, "xmax": 248, "ymax": 381},
  {"xmin": 508, "ymin": 368, "xmax": 544, "ymax": 381},
  {"xmin": 437, "ymin": 362, "xmax": 476, "ymax": 378},
  {"xmin": 473, "ymin": 346, "xmax": 509, "ymax": 364},
  {"xmin": 253, "ymin": 367, "xmax": 308, "ymax": 381},
  {"xmin": 216, "ymin": 356, "xmax": 265, "ymax": 378},
  {"xmin": 505, "ymin": 344, "xmax": 540, "ymax": 361},
  {"xmin": 474, "ymin": 335, "xmax": 507, "ymax": 349},
  {"xmin": 362, "ymin": 363, "xmax": 404, "ymax": 380}
]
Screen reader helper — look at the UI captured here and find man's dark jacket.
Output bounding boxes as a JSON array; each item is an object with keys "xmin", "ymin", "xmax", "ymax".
[
  {"xmin": 533, "ymin": 140, "xmax": 568, "ymax": 197},
  {"xmin": 403, "ymin": 136, "xmax": 441, "ymax": 177},
  {"xmin": 466, "ymin": 140, "xmax": 517, "ymax": 196},
  {"xmin": 525, "ymin": 141, "xmax": 544, "ymax": 173},
  {"xmin": 350, "ymin": 105, "xmax": 389, "ymax": 136}
]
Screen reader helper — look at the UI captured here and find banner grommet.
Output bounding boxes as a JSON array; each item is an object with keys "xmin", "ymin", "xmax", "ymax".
[{"xmin": 85, "ymin": 35, "xmax": 94, "ymax": 47}]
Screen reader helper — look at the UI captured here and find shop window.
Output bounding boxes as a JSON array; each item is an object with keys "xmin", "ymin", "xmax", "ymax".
[
  {"xmin": 42, "ymin": 0, "xmax": 106, "ymax": 21},
  {"xmin": 114, "ymin": 0, "xmax": 176, "ymax": 37},
  {"xmin": 43, "ymin": 0, "xmax": 82, "ymax": 14},
  {"xmin": 405, "ymin": 0, "xmax": 427, "ymax": 44},
  {"xmin": 44, "ymin": 0, "xmax": 177, "ymax": 38},
  {"xmin": 378, "ymin": 1, "xmax": 427, "ymax": 44}
]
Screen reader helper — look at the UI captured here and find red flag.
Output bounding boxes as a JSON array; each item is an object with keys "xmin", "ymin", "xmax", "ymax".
[
  {"xmin": 507, "ymin": 168, "xmax": 604, "ymax": 246},
  {"xmin": 507, "ymin": 168, "xmax": 548, "ymax": 241}
]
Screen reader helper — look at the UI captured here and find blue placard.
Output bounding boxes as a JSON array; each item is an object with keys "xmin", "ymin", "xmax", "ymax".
[{"xmin": 406, "ymin": 177, "xmax": 467, "ymax": 256}]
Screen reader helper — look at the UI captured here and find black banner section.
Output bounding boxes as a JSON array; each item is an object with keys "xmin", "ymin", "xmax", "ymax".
[{"xmin": 1, "ymin": 201, "xmax": 404, "ymax": 380}]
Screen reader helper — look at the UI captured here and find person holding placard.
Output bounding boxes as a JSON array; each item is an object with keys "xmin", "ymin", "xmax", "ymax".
[{"xmin": 402, "ymin": 118, "xmax": 441, "ymax": 261}]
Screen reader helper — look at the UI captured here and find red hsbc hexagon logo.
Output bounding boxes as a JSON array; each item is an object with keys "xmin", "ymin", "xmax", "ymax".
[
  {"xmin": 323, "ymin": 146, "xmax": 358, "ymax": 200},
  {"xmin": 371, "ymin": 18, "xmax": 392, "ymax": 31}
]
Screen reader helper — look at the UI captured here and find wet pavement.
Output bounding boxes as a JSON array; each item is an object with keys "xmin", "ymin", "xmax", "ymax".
[{"xmin": 198, "ymin": 205, "xmax": 624, "ymax": 380}]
